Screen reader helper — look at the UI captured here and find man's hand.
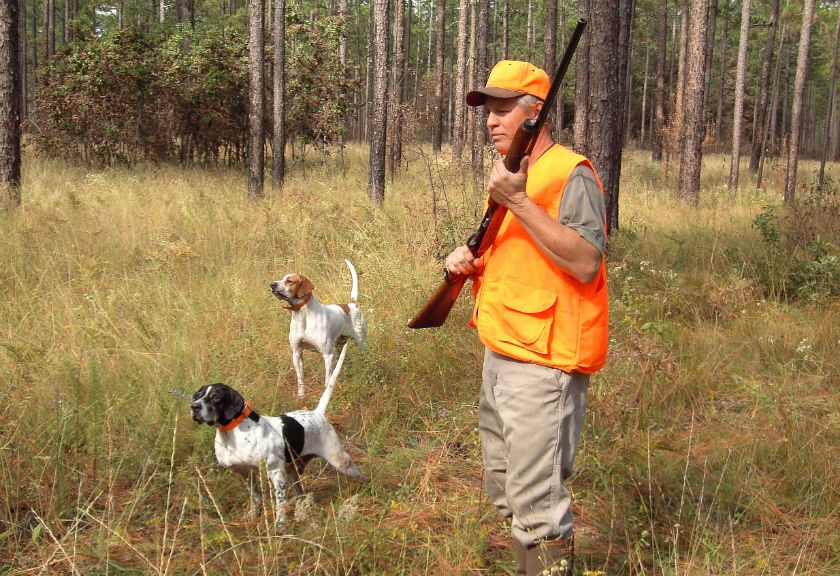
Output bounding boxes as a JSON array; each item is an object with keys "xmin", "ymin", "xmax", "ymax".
[
  {"xmin": 488, "ymin": 155, "xmax": 531, "ymax": 211},
  {"xmin": 445, "ymin": 245, "xmax": 484, "ymax": 277}
]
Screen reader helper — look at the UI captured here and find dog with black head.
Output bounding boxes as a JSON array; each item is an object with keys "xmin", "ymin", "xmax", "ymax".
[{"xmin": 190, "ymin": 343, "xmax": 364, "ymax": 527}]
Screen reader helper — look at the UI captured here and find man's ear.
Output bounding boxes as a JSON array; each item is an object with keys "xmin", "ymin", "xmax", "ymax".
[{"xmin": 532, "ymin": 99, "xmax": 544, "ymax": 119}]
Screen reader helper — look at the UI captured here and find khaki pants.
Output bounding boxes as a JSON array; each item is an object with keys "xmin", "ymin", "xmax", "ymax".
[{"xmin": 479, "ymin": 348, "xmax": 589, "ymax": 548}]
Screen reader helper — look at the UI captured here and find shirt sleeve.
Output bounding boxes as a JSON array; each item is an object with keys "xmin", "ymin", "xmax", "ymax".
[{"xmin": 558, "ymin": 164, "xmax": 606, "ymax": 254}]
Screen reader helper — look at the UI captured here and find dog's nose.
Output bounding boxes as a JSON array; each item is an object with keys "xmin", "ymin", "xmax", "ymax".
[{"xmin": 270, "ymin": 281, "xmax": 278, "ymax": 291}]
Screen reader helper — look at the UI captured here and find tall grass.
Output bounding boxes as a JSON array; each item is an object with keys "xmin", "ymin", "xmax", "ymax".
[{"xmin": 1, "ymin": 147, "xmax": 839, "ymax": 575}]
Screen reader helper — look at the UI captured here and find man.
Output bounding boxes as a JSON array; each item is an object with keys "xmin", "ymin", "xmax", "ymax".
[{"xmin": 444, "ymin": 60, "xmax": 609, "ymax": 575}]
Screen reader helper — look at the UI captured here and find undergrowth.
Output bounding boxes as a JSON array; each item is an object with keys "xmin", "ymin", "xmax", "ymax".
[{"xmin": 1, "ymin": 147, "xmax": 838, "ymax": 575}]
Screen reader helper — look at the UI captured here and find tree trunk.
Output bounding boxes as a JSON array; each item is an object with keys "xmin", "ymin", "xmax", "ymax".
[
  {"xmin": 750, "ymin": 0, "xmax": 779, "ymax": 173},
  {"xmin": 703, "ymin": 0, "xmax": 717, "ymax": 111},
  {"xmin": 670, "ymin": 1, "xmax": 688, "ymax": 156},
  {"xmin": 586, "ymin": 0, "xmax": 631, "ymax": 234},
  {"xmin": 271, "ymin": 0, "xmax": 285, "ymax": 190},
  {"xmin": 526, "ymin": 0, "xmax": 534, "ymax": 62},
  {"xmin": 339, "ymin": 0, "xmax": 347, "ymax": 64},
  {"xmin": 466, "ymin": 0, "xmax": 477, "ymax": 166},
  {"xmin": 543, "ymin": 0, "xmax": 557, "ymax": 74},
  {"xmin": 502, "ymin": 0, "xmax": 509, "ymax": 59},
  {"xmin": 574, "ymin": 0, "xmax": 591, "ymax": 153},
  {"xmin": 389, "ymin": 0, "xmax": 406, "ymax": 177},
  {"xmin": 641, "ymin": 39, "xmax": 650, "ymax": 146},
  {"xmin": 714, "ymin": 4, "xmax": 729, "ymax": 143},
  {"xmin": 0, "ymin": 0, "xmax": 22, "ymax": 209},
  {"xmin": 41, "ymin": 0, "xmax": 52, "ymax": 59},
  {"xmin": 433, "ymin": 0, "xmax": 446, "ymax": 152},
  {"xmin": 624, "ymin": 21, "xmax": 634, "ymax": 147},
  {"xmin": 758, "ymin": 19, "xmax": 786, "ymax": 188},
  {"xmin": 727, "ymin": 0, "xmax": 750, "ymax": 196},
  {"xmin": 784, "ymin": 0, "xmax": 814, "ymax": 203},
  {"xmin": 178, "ymin": 0, "xmax": 194, "ymax": 51},
  {"xmin": 452, "ymin": 0, "xmax": 468, "ymax": 161},
  {"xmin": 677, "ymin": 0, "xmax": 709, "ymax": 205},
  {"xmin": 248, "ymin": 0, "xmax": 265, "ymax": 200},
  {"xmin": 178, "ymin": 0, "xmax": 194, "ymax": 27},
  {"xmin": 18, "ymin": 0, "xmax": 26, "ymax": 119},
  {"xmin": 471, "ymin": 0, "xmax": 489, "ymax": 189},
  {"xmin": 367, "ymin": 0, "xmax": 388, "ymax": 205},
  {"xmin": 651, "ymin": 0, "xmax": 667, "ymax": 161},
  {"xmin": 543, "ymin": 0, "xmax": 557, "ymax": 135},
  {"xmin": 818, "ymin": 4, "xmax": 840, "ymax": 190}
]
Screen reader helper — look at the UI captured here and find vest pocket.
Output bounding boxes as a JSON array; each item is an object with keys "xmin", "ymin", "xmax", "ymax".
[{"xmin": 496, "ymin": 282, "xmax": 557, "ymax": 354}]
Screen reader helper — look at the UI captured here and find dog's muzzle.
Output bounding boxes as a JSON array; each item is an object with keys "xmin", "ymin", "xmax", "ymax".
[
  {"xmin": 190, "ymin": 400, "xmax": 213, "ymax": 425},
  {"xmin": 190, "ymin": 404, "xmax": 204, "ymax": 423}
]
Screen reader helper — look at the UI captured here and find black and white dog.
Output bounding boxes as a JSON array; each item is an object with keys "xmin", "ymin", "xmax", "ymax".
[{"xmin": 190, "ymin": 343, "xmax": 364, "ymax": 526}]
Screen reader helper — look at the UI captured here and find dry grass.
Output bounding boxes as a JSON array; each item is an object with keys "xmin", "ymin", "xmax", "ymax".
[{"xmin": 1, "ymin": 146, "xmax": 839, "ymax": 575}]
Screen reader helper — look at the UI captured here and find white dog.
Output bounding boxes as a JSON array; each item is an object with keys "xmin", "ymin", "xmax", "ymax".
[
  {"xmin": 270, "ymin": 259, "xmax": 367, "ymax": 397},
  {"xmin": 190, "ymin": 343, "xmax": 364, "ymax": 527}
]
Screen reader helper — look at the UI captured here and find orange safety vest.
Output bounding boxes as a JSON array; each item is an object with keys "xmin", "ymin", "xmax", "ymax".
[{"xmin": 470, "ymin": 144, "xmax": 609, "ymax": 373}]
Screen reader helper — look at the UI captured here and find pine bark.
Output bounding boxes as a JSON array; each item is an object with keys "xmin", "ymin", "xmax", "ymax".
[
  {"xmin": 471, "ymin": 0, "xmax": 489, "ymax": 188},
  {"xmin": 727, "ymin": 0, "xmax": 750, "ymax": 196},
  {"xmin": 574, "ymin": 0, "xmax": 591, "ymax": 153},
  {"xmin": 750, "ymin": 0, "xmax": 779, "ymax": 173},
  {"xmin": 652, "ymin": 0, "xmax": 667, "ymax": 161},
  {"xmin": 452, "ymin": 0, "xmax": 468, "ymax": 161},
  {"xmin": 818, "ymin": 3, "xmax": 840, "ymax": 189},
  {"xmin": 271, "ymin": 0, "xmax": 286, "ymax": 190},
  {"xmin": 433, "ymin": 0, "xmax": 446, "ymax": 152},
  {"xmin": 677, "ymin": 0, "xmax": 709, "ymax": 204},
  {"xmin": 0, "ymin": 0, "xmax": 22, "ymax": 209},
  {"xmin": 367, "ymin": 0, "xmax": 389, "ymax": 204},
  {"xmin": 390, "ymin": 0, "xmax": 406, "ymax": 176},
  {"xmin": 248, "ymin": 0, "xmax": 265, "ymax": 200},
  {"xmin": 543, "ymin": 0, "xmax": 557, "ymax": 134},
  {"xmin": 586, "ymin": 0, "xmax": 631, "ymax": 233},
  {"xmin": 714, "ymin": 7, "xmax": 729, "ymax": 143},
  {"xmin": 784, "ymin": 0, "xmax": 814, "ymax": 203}
]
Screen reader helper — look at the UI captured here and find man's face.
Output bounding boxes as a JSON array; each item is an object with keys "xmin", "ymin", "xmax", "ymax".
[{"xmin": 484, "ymin": 96, "xmax": 541, "ymax": 155}]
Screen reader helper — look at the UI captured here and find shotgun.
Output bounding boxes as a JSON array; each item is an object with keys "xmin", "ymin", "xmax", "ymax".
[{"xmin": 408, "ymin": 18, "xmax": 588, "ymax": 329}]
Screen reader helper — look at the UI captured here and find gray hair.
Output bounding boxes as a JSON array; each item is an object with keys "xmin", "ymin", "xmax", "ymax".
[{"xmin": 517, "ymin": 94, "xmax": 541, "ymax": 113}]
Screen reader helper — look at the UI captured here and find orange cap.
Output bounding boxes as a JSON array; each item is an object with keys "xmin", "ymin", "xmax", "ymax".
[{"xmin": 466, "ymin": 60, "xmax": 550, "ymax": 107}]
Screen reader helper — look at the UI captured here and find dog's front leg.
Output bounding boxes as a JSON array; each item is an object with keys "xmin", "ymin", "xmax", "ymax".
[
  {"xmin": 267, "ymin": 467, "xmax": 288, "ymax": 527},
  {"xmin": 291, "ymin": 347, "xmax": 306, "ymax": 398},
  {"xmin": 242, "ymin": 470, "xmax": 263, "ymax": 520}
]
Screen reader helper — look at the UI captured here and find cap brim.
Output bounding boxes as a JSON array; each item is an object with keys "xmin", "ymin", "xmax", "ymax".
[{"xmin": 466, "ymin": 87, "xmax": 526, "ymax": 107}]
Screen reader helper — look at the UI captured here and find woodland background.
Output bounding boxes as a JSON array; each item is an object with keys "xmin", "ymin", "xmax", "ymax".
[
  {"xmin": 0, "ymin": 0, "xmax": 839, "ymax": 211},
  {"xmin": 1, "ymin": 0, "xmax": 840, "ymax": 575}
]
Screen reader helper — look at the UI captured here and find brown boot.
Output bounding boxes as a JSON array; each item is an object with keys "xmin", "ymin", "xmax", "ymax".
[{"xmin": 527, "ymin": 534, "xmax": 574, "ymax": 576}]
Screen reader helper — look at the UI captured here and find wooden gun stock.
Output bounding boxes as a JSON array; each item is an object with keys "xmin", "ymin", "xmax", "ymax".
[
  {"xmin": 408, "ymin": 19, "xmax": 587, "ymax": 330},
  {"xmin": 407, "ymin": 270, "xmax": 468, "ymax": 329}
]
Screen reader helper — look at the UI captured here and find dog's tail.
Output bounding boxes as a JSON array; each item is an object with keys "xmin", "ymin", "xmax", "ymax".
[
  {"xmin": 315, "ymin": 341, "xmax": 349, "ymax": 415},
  {"xmin": 345, "ymin": 259, "xmax": 359, "ymax": 304}
]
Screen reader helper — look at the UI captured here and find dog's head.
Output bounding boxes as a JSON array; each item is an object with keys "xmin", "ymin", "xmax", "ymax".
[
  {"xmin": 270, "ymin": 273, "xmax": 314, "ymax": 304},
  {"xmin": 190, "ymin": 384, "xmax": 247, "ymax": 427}
]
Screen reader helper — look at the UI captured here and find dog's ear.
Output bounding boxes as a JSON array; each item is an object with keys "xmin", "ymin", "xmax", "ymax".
[
  {"xmin": 296, "ymin": 275, "xmax": 314, "ymax": 298},
  {"xmin": 221, "ymin": 386, "xmax": 246, "ymax": 422}
]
